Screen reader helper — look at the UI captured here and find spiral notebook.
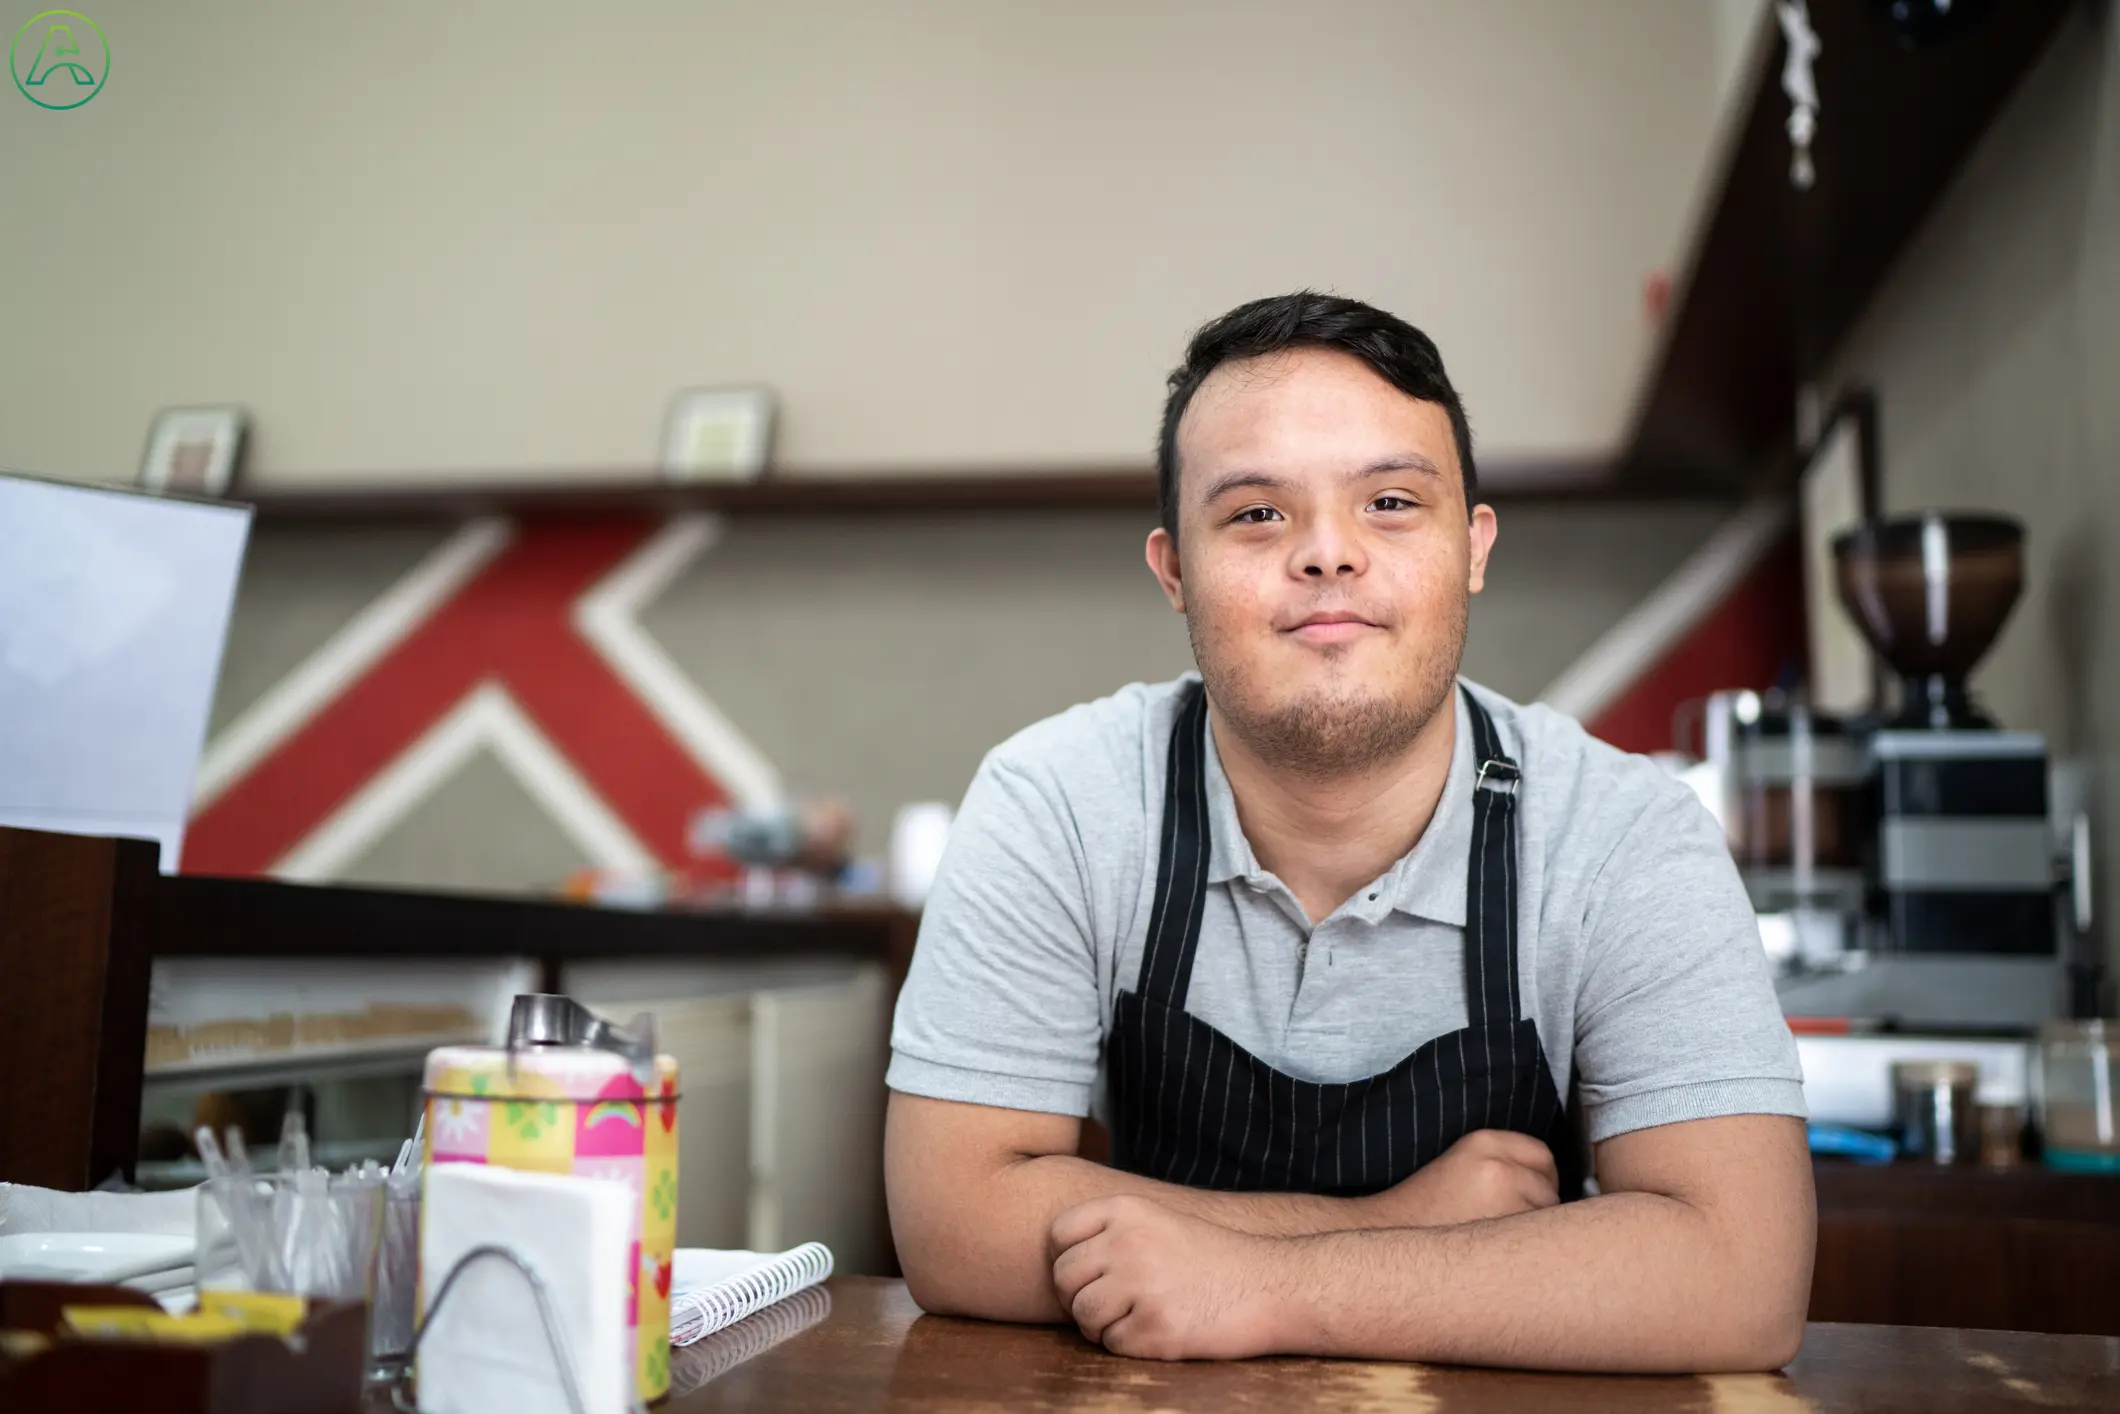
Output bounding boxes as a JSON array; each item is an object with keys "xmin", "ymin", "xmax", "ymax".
[
  {"xmin": 668, "ymin": 1243, "xmax": 834, "ymax": 1347},
  {"xmin": 666, "ymin": 1285, "xmax": 833, "ymax": 1398}
]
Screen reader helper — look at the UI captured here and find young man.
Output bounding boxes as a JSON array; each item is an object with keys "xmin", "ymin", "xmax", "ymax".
[{"xmin": 883, "ymin": 293, "xmax": 1813, "ymax": 1372}]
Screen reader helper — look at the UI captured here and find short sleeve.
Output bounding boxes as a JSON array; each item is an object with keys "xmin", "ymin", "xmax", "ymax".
[
  {"xmin": 886, "ymin": 753, "xmax": 1106, "ymax": 1117},
  {"xmin": 1570, "ymin": 789, "xmax": 1807, "ymax": 1143}
]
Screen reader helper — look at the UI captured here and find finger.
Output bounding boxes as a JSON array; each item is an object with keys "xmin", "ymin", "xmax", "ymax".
[
  {"xmin": 1517, "ymin": 1139, "xmax": 1559, "ymax": 1186},
  {"xmin": 1471, "ymin": 1128, "xmax": 1557, "ymax": 1176},
  {"xmin": 1049, "ymin": 1199, "xmax": 1114, "ymax": 1257},
  {"xmin": 1097, "ymin": 1311, "xmax": 1147, "ymax": 1358},
  {"xmin": 1486, "ymin": 1132, "xmax": 1561, "ymax": 1188},
  {"xmin": 1518, "ymin": 1163, "xmax": 1560, "ymax": 1210},
  {"xmin": 1051, "ymin": 1233, "xmax": 1108, "ymax": 1305},
  {"xmin": 1069, "ymin": 1273, "xmax": 1133, "ymax": 1345},
  {"xmin": 1449, "ymin": 1127, "xmax": 1517, "ymax": 1161}
]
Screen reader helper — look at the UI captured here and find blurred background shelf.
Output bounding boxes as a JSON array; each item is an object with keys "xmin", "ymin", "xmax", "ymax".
[
  {"xmin": 140, "ymin": 1035, "xmax": 478, "ymax": 1090},
  {"xmin": 232, "ymin": 458, "xmax": 1712, "ymax": 525},
  {"xmin": 152, "ymin": 875, "xmax": 917, "ymax": 969},
  {"xmin": 241, "ymin": 467, "xmax": 1159, "ymax": 524}
]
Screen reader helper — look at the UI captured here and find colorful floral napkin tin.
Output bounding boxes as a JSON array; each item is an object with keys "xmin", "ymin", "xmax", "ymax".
[{"xmin": 423, "ymin": 1043, "xmax": 681, "ymax": 1401}]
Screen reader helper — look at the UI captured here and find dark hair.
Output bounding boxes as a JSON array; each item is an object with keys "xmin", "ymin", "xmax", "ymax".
[{"xmin": 1155, "ymin": 291, "xmax": 1477, "ymax": 540}]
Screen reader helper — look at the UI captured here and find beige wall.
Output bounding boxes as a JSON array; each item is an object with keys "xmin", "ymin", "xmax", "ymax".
[
  {"xmin": 1, "ymin": 1, "xmax": 1720, "ymax": 488},
  {"xmin": 1825, "ymin": 5, "xmax": 2120, "ymax": 986},
  {"xmin": 5, "ymin": 1, "xmax": 1752, "ymax": 897}
]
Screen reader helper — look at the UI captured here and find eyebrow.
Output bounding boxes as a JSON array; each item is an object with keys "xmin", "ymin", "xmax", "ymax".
[{"xmin": 1198, "ymin": 454, "xmax": 1444, "ymax": 504}]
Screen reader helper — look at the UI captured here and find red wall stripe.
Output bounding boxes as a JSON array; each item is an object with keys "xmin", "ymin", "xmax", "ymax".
[
  {"xmin": 185, "ymin": 521, "xmax": 731, "ymax": 877},
  {"xmin": 1584, "ymin": 531, "xmax": 1808, "ymax": 755}
]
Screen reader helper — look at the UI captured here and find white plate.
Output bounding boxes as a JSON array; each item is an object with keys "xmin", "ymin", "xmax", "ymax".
[
  {"xmin": 122, "ymin": 1264, "xmax": 197, "ymax": 1296},
  {"xmin": 0, "ymin": 1232, "xmax": 195, "ymax": 1286}
]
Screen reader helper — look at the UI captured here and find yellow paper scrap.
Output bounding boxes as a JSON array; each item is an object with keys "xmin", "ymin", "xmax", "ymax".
[
  {"xmin": 60, "ymin": 1308, "xmax": 247, "ymax": 1344},
  {"xmin": 193, "ymin": 1288, "xmax": 308, "ymax": 1335}
]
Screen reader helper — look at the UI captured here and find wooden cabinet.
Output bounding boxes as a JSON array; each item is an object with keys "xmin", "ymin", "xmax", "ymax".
[
  {"xmin": 1812, "ymin": 1160, "xmax": 2120, "ymax": 1336},
  {"xmin": 0, "ymin": 829, "xmax": 156, "ymax": 1189}
]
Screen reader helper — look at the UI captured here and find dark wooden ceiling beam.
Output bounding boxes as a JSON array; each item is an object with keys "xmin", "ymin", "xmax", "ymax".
[{"xmin": 1620, "ymin": 0, "xmax": 2076, "ymax": 493}]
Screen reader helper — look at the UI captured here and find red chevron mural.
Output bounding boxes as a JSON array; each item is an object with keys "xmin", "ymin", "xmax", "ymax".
[
  {"xmin": 186, "ymin": 498, "xmax": 1796, "ymax": 883},
  {"xmin": 185, "ymin": 519, "xmax": 739, "ymax": 878}
]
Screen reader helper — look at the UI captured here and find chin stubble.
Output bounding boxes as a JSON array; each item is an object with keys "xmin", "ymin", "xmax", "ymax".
[{"xmin": 1187, "ymin": 595, "xmax": 1467, "ymax": 781}]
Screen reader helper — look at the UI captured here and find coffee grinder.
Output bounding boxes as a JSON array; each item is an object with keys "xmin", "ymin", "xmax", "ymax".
[{"xmin": 1774, "ymin": 513, "xmax": 2061, "ymax": 1028}]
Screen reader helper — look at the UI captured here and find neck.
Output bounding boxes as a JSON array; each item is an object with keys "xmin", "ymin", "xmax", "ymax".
[{"xmin": 1209, "ymin": 691, "xmax": 1459, "ymax": 927}]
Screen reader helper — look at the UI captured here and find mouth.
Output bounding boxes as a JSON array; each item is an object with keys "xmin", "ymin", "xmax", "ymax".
[{"xmin": 1283, "ymin": 611, "xmax": 1384, "ymax": 645}]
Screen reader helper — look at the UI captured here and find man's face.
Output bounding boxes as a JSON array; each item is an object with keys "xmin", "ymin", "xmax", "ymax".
[{"xmin": 1146, "ymin": 347, "xmax": 1497, "ymax": 778}]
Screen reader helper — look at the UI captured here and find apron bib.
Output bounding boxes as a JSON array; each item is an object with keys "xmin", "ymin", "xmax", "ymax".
[{"xmin": 1106, "ymin": 682, "xmax": 1581, "ymax": 1197}]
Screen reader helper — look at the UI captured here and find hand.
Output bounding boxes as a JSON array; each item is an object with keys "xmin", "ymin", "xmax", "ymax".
[
  {"xmin": 1360, "ymin": 1128, "xmax": 1560, "ymax": 1228},
  {"xmin": 1049, "ymin": 1195, "xmax": 1285, "ymax": 1360}
]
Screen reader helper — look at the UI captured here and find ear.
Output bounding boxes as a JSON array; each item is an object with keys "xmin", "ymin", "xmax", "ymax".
[
  {"xmin": 1466, "ymin": 504, "xmax": 1498, "ymax": 595},
  {"xmin": 1145, "ymin": 527, "xmax": 1185, "ymax": 612}
]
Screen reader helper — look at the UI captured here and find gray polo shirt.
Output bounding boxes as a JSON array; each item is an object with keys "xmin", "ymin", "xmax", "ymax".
[{"xmin": 887, "ymin": 675, "xmax": 1805, "ymax": 1145}]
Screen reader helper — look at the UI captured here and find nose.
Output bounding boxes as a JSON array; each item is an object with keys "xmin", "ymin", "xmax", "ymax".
[{"xmin": 1293, "ymin": 510, "xmax": 1368, "ymax": 579}]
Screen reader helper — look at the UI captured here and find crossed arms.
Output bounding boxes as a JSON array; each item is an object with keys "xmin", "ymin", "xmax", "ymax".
[{"xmin": 885, "ymin": 1092, "xmax": 1814, "ymax": 1371}]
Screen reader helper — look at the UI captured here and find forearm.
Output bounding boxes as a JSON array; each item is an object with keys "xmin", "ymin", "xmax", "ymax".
[
  {"xmin": 896, "ymin": 1151, "xmax": 1374, "ymax": 1323},
  {"xmin": 1271, "ymin": 1190, "xmax": 1810, "ymax": 1372}
]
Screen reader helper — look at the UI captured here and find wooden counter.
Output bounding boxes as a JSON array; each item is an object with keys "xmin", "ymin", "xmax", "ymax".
[{"xmin": 661, "ymin": 1278, "xmax": 2120, "ymax": 1412}]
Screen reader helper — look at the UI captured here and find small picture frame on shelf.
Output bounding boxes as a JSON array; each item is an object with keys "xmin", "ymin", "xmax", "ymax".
[
  {"xmin": 140, "ymin": 405, "xmax": 247, "ymax": 498},
  {"xmin": 661, "ymin": 386, "xmax": 775, "ymax": 483}
]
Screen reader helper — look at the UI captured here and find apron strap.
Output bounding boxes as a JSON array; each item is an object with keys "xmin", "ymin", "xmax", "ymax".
[
  {"xmin": 1136, "ymin": 680, "xmax": 1212, "ymax": 1007},
  {"xmin": 1461, "ymin": 686, "xmax": 1522, "ymax": 1034},
  {"xmin": 1134, "ymin": 680, "xmax": 1525, "ymax": 1035}
]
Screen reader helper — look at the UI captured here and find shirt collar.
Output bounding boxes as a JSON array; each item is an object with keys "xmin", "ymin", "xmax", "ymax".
[{"xmin": 1201, "ymin": 686, "xmax": 1477, "ymax": 927}]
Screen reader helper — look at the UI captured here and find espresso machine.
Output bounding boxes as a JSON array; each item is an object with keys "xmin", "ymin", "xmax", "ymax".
[
  {"xmin": 1711, "ymin": 691, "xmax": 1868, "ymax": 969},
  {"xmin": 1773, "ymin": 512, "xmax": 2074, "ymax": 1030}
]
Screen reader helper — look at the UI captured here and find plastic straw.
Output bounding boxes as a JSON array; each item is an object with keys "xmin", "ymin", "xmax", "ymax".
[{"xmin": 277, "ymin": 1108, "xmax": 311, "ymax": 1175}]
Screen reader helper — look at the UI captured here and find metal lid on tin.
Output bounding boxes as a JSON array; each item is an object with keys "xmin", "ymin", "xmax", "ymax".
[
  {"xmin": 423, "ymin": 993, "xmax": 672, "ymax": 1096},
  {"xmin": 506, "ymin": 992, "xmax": 658, "ymax": 1086}
]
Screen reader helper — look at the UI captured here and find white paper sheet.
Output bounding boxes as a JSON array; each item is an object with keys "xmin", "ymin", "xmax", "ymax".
[{"xmin": 0, "ymin": 472, "xmax": 250, "ymax": 870}]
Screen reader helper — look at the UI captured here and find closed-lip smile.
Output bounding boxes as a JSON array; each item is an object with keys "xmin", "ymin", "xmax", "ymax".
[{"xmin": 1285, "ymin": 611, "xmax": 1381, "ymax": 643}]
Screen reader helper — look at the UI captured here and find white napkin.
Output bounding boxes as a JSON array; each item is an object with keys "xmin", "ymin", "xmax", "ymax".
[
  {"xmin": 419, "ymin": 1165, "xmax": 636, "ymax": 1414},
  {"xmin": 0, "ymin": 1183, "xmax": 197, "ymax": 1236}
]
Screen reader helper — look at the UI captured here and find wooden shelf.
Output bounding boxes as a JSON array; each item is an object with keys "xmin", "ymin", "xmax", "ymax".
[
  {"xmin": 230, "ymin": 456, "xmax": 1731, "ymax": 525},
  {"xmin": 241, "ymin": 468, "xmax": 1160, "ymax": 524},
  {"xmin": 152, "ymin": 873, "xmax": 915, "ymax": 962},
  {"xmin": 141, "ymin": 1035, "xmax": 473, "ymax": 1088},
  {"xmin": 1618, "ymin": 0, "xmax": 2074, "ymax": 492}
]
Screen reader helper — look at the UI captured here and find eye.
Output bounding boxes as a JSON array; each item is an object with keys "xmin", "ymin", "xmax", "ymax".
[
  {"xmin": 1370, "ymin": 494, "xmax": 1419, "ymax": 513},
  {"xmin": 1229, "ymin": 505, "xmax": 1282, "ymax": 525}
]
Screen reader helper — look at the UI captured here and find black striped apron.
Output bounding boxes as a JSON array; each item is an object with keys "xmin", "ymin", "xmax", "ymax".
[{"xmin": 1106, "ymin": 681, "xmax": 1581, "ymax": 1197}]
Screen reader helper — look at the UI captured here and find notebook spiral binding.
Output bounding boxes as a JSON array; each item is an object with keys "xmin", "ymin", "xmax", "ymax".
[
  {"xmin": 676, "ymin": 1242, "xmax": 833, "ymax": 1341},
  {"xmin": 666, "ymin": 1285, "xmax": 833, "ymax": 1399}
]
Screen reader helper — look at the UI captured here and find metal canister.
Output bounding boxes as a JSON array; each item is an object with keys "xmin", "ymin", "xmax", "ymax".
[
  {"xmin": 423, "ymin": 995, "xmax": 681, "ymax": 1401},
  {"xmin": 1891, "ymin": 1059, "xmax": 1979, "ymax": 1164}
]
